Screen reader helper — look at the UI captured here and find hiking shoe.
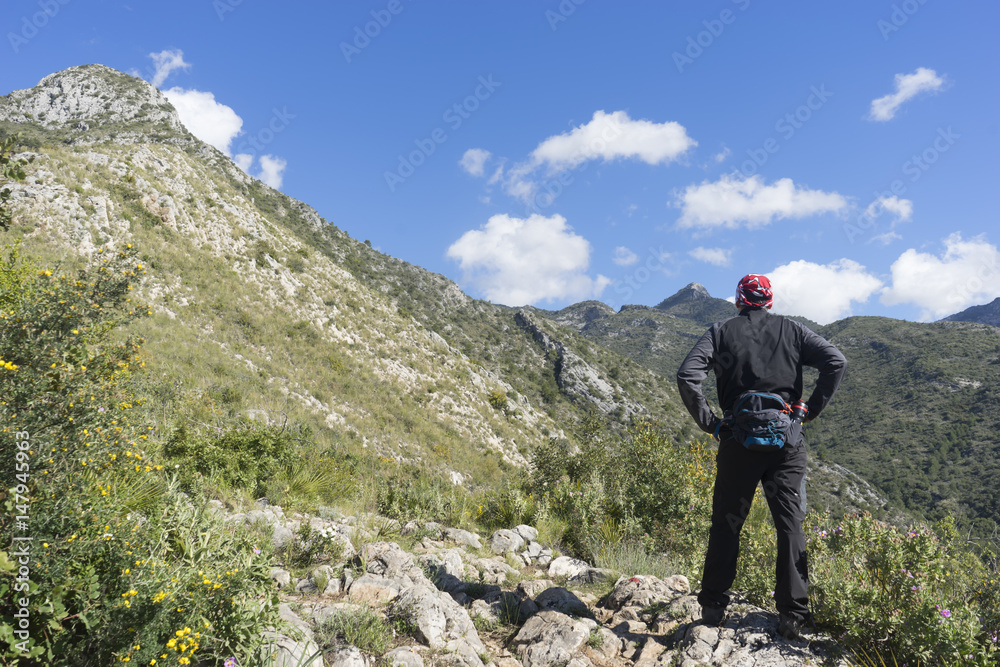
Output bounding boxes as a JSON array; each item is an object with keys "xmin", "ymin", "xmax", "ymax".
[
  {"xmin": 701, "ymin": 605, "xmax": 726, "ymax": 626},
  {"xmin": 777, "ymin": 613, "xmax": 803, "ymax": 640}
]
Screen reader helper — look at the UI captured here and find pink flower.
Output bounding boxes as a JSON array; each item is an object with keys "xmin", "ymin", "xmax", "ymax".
[{"xmin": 941, "ymin": 609, "xmax": 951, "ymax": 618}]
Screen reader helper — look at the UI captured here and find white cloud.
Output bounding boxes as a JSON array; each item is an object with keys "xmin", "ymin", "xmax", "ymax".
[
  {"xmin": 500, "ymin": 110, "xmax": 695, "ymax": 204},
  {"xmin": 143, "ymin": 50, "xmax": 289, "ymax": 189},
  {"xmin": 869, "ymin": 67, "xmax": 946, "ymax": 122},
  {"xmin": 870, "ymin": 231, "xmax": 903, "ymax": 246},
  {"xmin": 713, "ymin": 147, "xmax": 731, "ymax": 163},
  {"xmin": 446, "ymin": 214, "xmax": 611, "ymax": 305},
  {"xmin": 233, "ymin": 153, "xmax": 254, "ymax": 172},
  {"xmin": 865, "ymin": 195, "xmax": 913, "ymax": 223},
  {"xmin": 880, "ymin": 234, "xmax": 1000, "ymax": 320},
  {"xmin": 531, "ymin": 110, "xmax": 696, "ymax": 172},
  {"xmin": 689, "ymin": 247, "xmax": 732, "ymax": 267},
  {"xmin": 148, "ymin": 49, "xmax": 190, "ymax": 88},
  {"xmin": 613, "ymin": 246, "xmax": 639, "ymax": 266},
  {"xmin": 163, "ymin": 87, "xmax": 244, "ymax": 155},
  {"xmin": 258, "ymin": 155, "xmax": 287, "ymax": 189},
  {"xmin": 459, "ymin": 148, "xmax": 492, "ymax": 177},
  {"xmin": 676, "ymin": 174, "xmax": 849, "ymax": 230},
  {"xmin": 769, "ymin": 259, "xmax": 883, "ymax": 324}
]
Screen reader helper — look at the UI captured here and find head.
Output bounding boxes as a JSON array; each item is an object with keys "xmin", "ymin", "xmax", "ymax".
[{"xmin": 735, "ymin": 273, "xmax": 773, "ymax": 310}]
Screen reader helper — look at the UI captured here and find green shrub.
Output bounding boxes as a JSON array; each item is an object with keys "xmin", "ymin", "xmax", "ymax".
[
  {"xmin": 488, "ymin": 389, "xmax": 509, "ymax": 412},
  {"xmin": 163, "ymin": 422, "xmax": 296, "ymax": 497},
  {"xmin": 477, "ymin": 480, "xmax": 538, "ymax": 530},
  {"xmin": 809, "ymin": 513, "xmax": 998, "ymax": 666}
]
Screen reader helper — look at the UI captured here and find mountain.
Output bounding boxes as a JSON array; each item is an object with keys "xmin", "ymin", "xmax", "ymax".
[
  {"xmin": 808, "ymin": 316, "xmax": 1000, "ymax": 532},
  {"xmin": 557, "ymin": 281, "xmax": 1000, "ymax": 535},
  {"xmin": 0, "ymin": 65, "xmax": 684, "ymax": 493},
  {"xmin": 7, "ymin": 64, "xmax": 993, "ymax": 535},
  {"xmin": 942, "ymin": 297, "xmax": 1000, "ymax": 327}
]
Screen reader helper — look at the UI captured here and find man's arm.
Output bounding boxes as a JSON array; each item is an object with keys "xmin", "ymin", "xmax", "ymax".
[
  {"xmin": 796, "ymin": 323, "xmax": 847, "ymax": 420},
  {"xmin": 677, "ymin": 328, "xmax": 722, "ymax": 434}
]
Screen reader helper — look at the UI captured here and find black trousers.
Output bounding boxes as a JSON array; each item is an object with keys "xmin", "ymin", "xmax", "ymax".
[{"xmin": 697, "ymin": 424, "xmax": 809, "ymax": 621}]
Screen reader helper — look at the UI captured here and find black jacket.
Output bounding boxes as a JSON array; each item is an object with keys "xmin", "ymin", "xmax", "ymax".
[{"xmin": 676, "ymin": 308, "xmax": 847, "ymax": 434}]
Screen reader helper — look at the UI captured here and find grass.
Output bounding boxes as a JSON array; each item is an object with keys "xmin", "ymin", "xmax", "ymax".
[{"xmin": 313, "ymin": 606, "xmax": 397, "ymax": 659}]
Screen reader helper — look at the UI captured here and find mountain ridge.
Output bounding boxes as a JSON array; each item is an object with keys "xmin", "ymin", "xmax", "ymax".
[{"xmin": 4, "ymin": 63, "xmax": 997, "ymax": 532}]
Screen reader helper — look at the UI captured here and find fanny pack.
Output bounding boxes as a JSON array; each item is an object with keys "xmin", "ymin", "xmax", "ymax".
[{"xmin": 715, "ymin": 391, "xmax": 794, "ymax": 452}]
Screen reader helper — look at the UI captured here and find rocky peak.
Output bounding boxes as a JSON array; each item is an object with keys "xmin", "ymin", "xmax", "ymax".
[
  {"xmin": 654, "ymin": 282, "xmax": 712, "ymax": 311},
  {"xmin": 941, "ymin": 296, "xmax": 1000, "ymax": 327},
  {"xmin": 0, "ymin": 64, "xmax": 189, "ymax": 145}
]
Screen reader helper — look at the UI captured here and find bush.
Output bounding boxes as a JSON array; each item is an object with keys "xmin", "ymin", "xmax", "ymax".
[
  {"xmin": 809, "ymin": 513, "xmax": 999, "ymax": 666},
  {"xmin": 0, "ymin": 245, "xmax": 280, "ymax": 665},
  {"xmin": 163, "ymin": 422, "xmax": 296, "ymax": 497}
]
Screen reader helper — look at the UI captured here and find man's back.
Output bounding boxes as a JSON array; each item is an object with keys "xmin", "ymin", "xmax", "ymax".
[{"xmin": 677, "ymin": 308, "xmax": 846, "ymax": 434}]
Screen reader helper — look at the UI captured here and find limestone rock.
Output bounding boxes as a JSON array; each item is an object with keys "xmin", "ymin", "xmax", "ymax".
[
  {"xmin": 511, "ymin": 610, "xmax": 592, "ymax": 667},
  {"xmin": 489, "ymin": 528, "xmax": 525, "ymax": 554},
  {"xmin": 547, "ymin": 555, "xmax": 591, "ymax": 579},
  {"xmin": 394, "ymin": 585, "xmax": 485, "ymax": 667}
]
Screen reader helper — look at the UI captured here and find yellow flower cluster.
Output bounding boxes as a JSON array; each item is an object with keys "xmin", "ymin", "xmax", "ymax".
[{"xmin": 164, "ymin": 626, "xmax": 200, "ymax": 665}]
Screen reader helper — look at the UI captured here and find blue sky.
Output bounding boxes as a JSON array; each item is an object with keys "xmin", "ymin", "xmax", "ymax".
[{"xmin": 3, "ymin": 0, "xmax": 998, "ymax": 323}]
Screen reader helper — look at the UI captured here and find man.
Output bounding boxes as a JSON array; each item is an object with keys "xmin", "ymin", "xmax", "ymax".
[{"xmin": 676, "ymin": 274, "xmax": 846, "ymax": 640}]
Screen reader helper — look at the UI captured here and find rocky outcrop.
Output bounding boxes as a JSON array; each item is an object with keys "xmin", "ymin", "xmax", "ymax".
[
  {"xmin": 226, "ymin": 500, "xmax": 846, "ymax": 667},
  {"xmin": 0, "ymin": 64, "xmax": 192, "ymax": 146},
  {"xmin": 514, "ymin": 310, "xmax": 645, "ymax": 418}
]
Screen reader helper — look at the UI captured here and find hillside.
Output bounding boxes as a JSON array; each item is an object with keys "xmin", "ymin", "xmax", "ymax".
[
  {"xmin": 3, "ymin": 64, "xmax": 999, "ymax": 666},
  {"xmin": 551, "ymin": 283, "xmax": 1000, "ymax": 535},
  {"xmin": 811, "ymin": 316, "xmax": 1000, "ymax": 533},
  {"xmin": 943, "ymin": 296, "xmax": 1000, "ymax": 328},
  {"xmin": 0, "ymin": 65, "xmax": 683, "ymax": 493}
]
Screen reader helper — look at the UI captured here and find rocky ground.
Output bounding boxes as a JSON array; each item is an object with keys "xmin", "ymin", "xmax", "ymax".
[{"xmin": 221, "ymin": 500, "xmax": 848, "ymax": 667}]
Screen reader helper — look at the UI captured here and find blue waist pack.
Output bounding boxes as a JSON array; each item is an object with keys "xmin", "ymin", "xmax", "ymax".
[{"xmin": 720, "ymin": 391, "xmax": 794, "ymax": 452}]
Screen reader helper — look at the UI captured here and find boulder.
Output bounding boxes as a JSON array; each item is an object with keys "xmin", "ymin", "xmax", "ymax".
[
  {"xmin": 384, "ymin": 647, "xmax": 424, "ymax": 667},
  {"xmin": 513, "ymin": 524, "xmax": 539, "ymax": 543},
  {"xmin": 394, "ymin": 585, "xmax": 485, "ymax": 667},
  {"xmin": 511, "ymin": 610, "xmax": 592, "ymax": 667},
  {"xmin": 442, "ymin": 527, "xmax": 482, "ymax": 549},
  {"xmin": 547, "ymin": 556, "xmax": 590, "ymax": 579},
  {"xmin": 270, "ymin": 567, "xmax": 292, "ymax": 589},
  {"xmin": 534, "ymin": 587, "xmax": 590, "ymax": 616},
  {"xmin": 489, "ymin": 529, "xmax": 525, "ymax": 554},
  {"xmin": 325, "ymin": 646, "xmax": 368, "ymax": 667}
]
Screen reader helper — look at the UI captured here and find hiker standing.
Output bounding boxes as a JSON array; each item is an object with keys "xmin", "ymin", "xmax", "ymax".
[{"xmin": 676, "ymin": 274, "xmax": 846, "ymax": 639}]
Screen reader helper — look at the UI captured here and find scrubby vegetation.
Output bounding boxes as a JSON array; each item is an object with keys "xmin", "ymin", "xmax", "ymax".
[
  {"xmin": 2, "ymin": 83, "xmax": 999, "ymax": 665},
  {"xmin": 0, "ymin": 244, "xmax": 279, "ymax": 665}
]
